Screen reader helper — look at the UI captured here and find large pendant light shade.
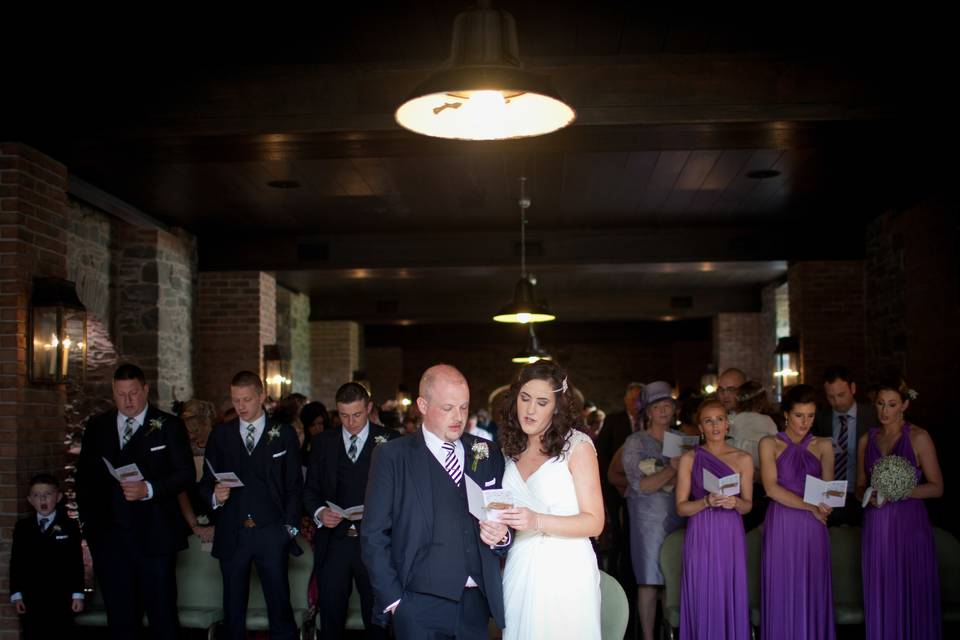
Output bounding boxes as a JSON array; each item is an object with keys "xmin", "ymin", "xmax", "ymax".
[
  {"xmin": 493, "ymin": 277, "xmax": 555, "ymax": 324},
  {"xmin": 395, "ymin": 2, "xmax": 576, "ymax": 141},
  {"xmin": 511, "ymin": 325, "xmax": 553, "ymax": 364}
]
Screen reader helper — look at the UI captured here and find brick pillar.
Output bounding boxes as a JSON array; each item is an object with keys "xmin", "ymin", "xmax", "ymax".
[
  {"xmin": 113, "ymin": 226, "xmax": 196, "ymax": 410},
  {"xmin": 788, "ymin": 261, "xmax": 865, "ymax": 386},
  {"xmin": 0, "ymin": 143, "xmax": 71, "ymax": 639},
  {"xmin": 713, "ymin": 312, "xmax": 765, "ymax": 381},
  {"xmin": 196, "ymin": 272, "xmax": 277, "ymax": 407},
  {"xmin": 310, "ymin": 321, "xmax": 360, "ymax": 406}
]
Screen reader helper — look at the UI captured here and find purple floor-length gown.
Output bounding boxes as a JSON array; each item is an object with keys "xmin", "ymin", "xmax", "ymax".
[
  {"xmin": 863, "ymin": 423, "xmax": 941, "ymax": 640},
  {"xmin": 762, "ymin": 431, "xmax": 835, "ymax": 640},
  {"xmin": 680, "ymin": 447, "xmax": 750, "ymax": 640}
]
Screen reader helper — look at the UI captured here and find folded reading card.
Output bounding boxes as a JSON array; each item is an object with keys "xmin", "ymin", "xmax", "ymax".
[
  {"xmin": 803, "ymin": 475, "xmax": 848, "ymax": 508},
  {"xmin": 325, "ymin": 501, "xmax": 364, "ymax": 521},
  {"xmin": 662, "ymin": 430, "xmax": 700, "ymax": 458},
  {"xmin": 465, "ymin": 476, "xmax": 515, "ymax": 523},
  {"xmin": 703, "ymin": 468, "xmax": 740, "ymax": 496},
  {"xmin": 102, "ymin": 457, "xmax": 144, "ymax": 483},
  {"xmin": 204, "ymin": 458, "xmax": 245, "ymax": 488}
]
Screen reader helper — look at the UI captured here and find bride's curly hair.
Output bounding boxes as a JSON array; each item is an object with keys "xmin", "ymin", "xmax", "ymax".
[{"xmin": 499, "ymin": 360, "xmax": 583, "ymax": 461}]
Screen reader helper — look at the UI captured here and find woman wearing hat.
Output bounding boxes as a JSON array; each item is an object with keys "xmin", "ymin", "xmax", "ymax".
[{"xmin": 621, "ymin": 381, "xmax": 686, "ymax": 640}]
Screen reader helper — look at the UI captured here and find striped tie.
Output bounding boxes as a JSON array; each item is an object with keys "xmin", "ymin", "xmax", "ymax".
[
  {"xmin": 121, "ymin": 417, "xmax": 135, "ymax": 449},
  {"xmin": 348, "ymin": 434, "xmax": 358, "ymax": 462},
  {"xmin": 245, "ymin": 424, "xmax": 256, "ymax": 454},
  {"xmin": 835, "ymin": 414, "xmax": 849, "ymax": 481},
  {"xmin": 441, "ymin": 442, "xmax": 463, "ymax": 485}
]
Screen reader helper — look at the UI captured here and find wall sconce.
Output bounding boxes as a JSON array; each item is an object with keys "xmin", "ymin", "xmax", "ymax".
[
  {"xmin": 773, "ymin": 336, "xmax": 801, "ymax": 399},
  {"xmin": 263, "ymin": 344, "xmax": 292, "ymax": 399},
  {"xmin": 28, "ymin": 277, "xmax": 86, "ymax": 384},
  {"xmin": 700, "ymin": 363, "xmax": 718, "ymax": 395}
]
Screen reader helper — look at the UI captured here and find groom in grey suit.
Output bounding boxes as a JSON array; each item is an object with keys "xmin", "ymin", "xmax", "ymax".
[{"xmin": 361, "ymin": 364, "xmax": 511, "ymax": 640}]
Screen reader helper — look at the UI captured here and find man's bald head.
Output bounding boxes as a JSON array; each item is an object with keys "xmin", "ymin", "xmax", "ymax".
[
  {"xmin": 717, "ymin": 368, "xmax": 747, "ymax": 412},
  {"xmin": 418, "ymin": 364, "xmax": 467, "ymax": 400},
  {"xmin": 417, "ymin": 364, "xmax": 470, "ymax": 443}
]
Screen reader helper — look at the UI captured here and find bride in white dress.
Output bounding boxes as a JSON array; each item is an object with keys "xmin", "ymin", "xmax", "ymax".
[{"xmin": 498, "ymin": 361, "xmax": 604, "ymax": 640}]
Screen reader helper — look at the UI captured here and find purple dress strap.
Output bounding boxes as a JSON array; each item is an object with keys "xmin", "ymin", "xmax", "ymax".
[{"xmin": 862, "ymin": 423, "xmax": 941, "ymax": 639}]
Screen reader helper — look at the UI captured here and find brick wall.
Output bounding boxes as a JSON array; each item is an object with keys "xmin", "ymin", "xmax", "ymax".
[
  {"xmin": 713, "ymin": 312, "xmax": 765, "ymax": 382},
  {"xmin": 310, "ymin": 322, "xmax": 360, "ymax": 406},
  {"xmin": 788, "ymin": 261, "xmax": 866, "ymax": 387},
  {"xmin": 196, "ymin": 271, "xmax": 277, "ymax": 407},
  {"xmin": 0, "ymin": 143, "xmax": 71, "ymax": 639}
]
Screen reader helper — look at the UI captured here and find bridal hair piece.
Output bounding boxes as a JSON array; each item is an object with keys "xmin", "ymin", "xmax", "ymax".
[
  {"xmin": 736, "ymin": 385, "xmax": 765, "ymax": 404},
  {"xmin": 553, "ymin": 377, "xmax": 568, "ymax": 394}
]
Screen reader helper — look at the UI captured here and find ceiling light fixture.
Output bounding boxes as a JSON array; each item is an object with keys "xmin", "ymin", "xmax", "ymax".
[
  {"xmin": 395, "ymin": 1, "xmax": 576, "ymax": 141},
  {"xmin": 493, "ymin": 177, "xmax": 555, "ymax": 324},
  {"xmin": 511, "ymin": 325, "xmax": 553, "ymax": 364}
]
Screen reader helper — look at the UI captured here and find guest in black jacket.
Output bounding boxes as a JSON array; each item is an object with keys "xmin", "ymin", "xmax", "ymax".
[
  {"xmin": 200, "ymin": 370, "xmax": 302, "ymax": 640},
  {"xmin": 75, "ymin": 363, "xmax": 193, "ymax": 640},
  {"xmin": 9, "ymin": 473, "xmax": 85, "ymax": 640},
  {"xmin": 304, "ymin": 382, "xmax": 400, "ymax": 639}
]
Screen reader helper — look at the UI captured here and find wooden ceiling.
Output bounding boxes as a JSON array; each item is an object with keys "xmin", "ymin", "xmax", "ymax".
[{"xmin": 5, "ymin": 3, "xmax": 949, "ymax": 323}]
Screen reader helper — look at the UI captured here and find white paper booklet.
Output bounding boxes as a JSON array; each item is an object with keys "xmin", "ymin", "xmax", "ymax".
[
  {"xmin": 204, "ymin": 458, "xmax": 245, "ymax": 488},
  {"xmin": 703, "ymin": 468, "xmax": 740, "ymax": 496},
  {"xmin": 662, "ymin": 430, "xmax": 700, "ymax": 458},
  {"xmin": 102, "ymin": 456, "xmax": 144, "ymax": 483},
  {"xmin": 325, "ymin": 501, "xmax": 364, "ymax": 521},
  {"xmin": 802, "ymin": 475, "xmax": 848, "ymax": 508},
  {"xmin": 465, "ymin": 476, "xmax": 515, "ymax": 523}
]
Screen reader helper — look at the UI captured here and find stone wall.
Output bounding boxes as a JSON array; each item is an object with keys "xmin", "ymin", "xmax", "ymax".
[{"xmin": 289, "ymin": 290, "xmax": 311, "ymax": 397}]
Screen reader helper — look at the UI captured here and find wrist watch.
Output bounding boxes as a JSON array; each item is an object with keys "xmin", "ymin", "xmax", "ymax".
[{"xmin": 285, "ymin": 525, "xmax": 299, "ymax": 538}]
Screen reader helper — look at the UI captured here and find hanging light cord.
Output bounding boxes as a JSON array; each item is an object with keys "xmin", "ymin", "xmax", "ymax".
[{"xmin": 518, "ymin": 176, "xmax": 530, "ymax": 279}]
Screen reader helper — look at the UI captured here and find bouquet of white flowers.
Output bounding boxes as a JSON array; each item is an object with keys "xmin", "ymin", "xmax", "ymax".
[{"xmin": 869, "ymin": 454, "xmax": 917, "ymax": 505}]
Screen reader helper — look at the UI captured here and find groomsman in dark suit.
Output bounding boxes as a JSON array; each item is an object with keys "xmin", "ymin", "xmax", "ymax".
[
  {"xmin": 75, "ymin": 363, "xmax": 193, "ymax": 640},
  {"xmin": 362, "ymin": 364, "xmax": 511, "ymax": 640},
  {"xmin": 814, "ymin": 364, "xmax": 878, "ymax": 526},
  {"xmin": 9, "ymin": 473, "xmax": 85, "ymax": 640},
  {"xmin": 304, "ymin": 382, "xmax": 400, "ymax": 639},
  {"xmin": 200, "ymin": 370, "xmax": 302, "ymax": 640}
]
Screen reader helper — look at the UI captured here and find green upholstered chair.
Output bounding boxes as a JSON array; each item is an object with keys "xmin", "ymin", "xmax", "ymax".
[
  {"xmin": 73, "ymin": 576, "xmax": 110, "ymax": 628},
  {"xmin": 829, "ymin": 526, "xmax": 864, "ymax": 625},
  {"xmin": 246, "ymin": 540, "xmax": 315, "ymax": 639},
  {"xmin": 174, "ymin": 535, "xmax": 224, "ymax": 639},
  {"xmin": 600, "ymin": 569, "xmax": 629, "ymax": 640},
  {"xmin": 935, "ymin": 527, "xmax": 960, "ymax": 623},
  {"xmin": 659, "ymin": 528, "xmax": 685, "ymax": 640}
]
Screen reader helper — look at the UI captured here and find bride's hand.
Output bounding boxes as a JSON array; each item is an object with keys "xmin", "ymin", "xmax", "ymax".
[{"xmin": 499, "ymin": 507, "xmax": 538, "ymax": 531}]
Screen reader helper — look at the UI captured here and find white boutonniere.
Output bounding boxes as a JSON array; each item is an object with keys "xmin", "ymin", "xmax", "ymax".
[
  {"xmin": 267, "ymin": 425, "xmax": 281, "ymax": 444},
  {"xmin": 374, "ymin": 435, "xmax": 389, "ymax": 446},
  {"xmin": 146, "ymin": 417, "xmax": 164, "ymax": 435},
  {"xmin": 52, "ymin": 524, "xmax": 62, "ymax": 533},
  {"xmin": 471, "ymin": 441, "xmax": 489, "ymax": 472}
]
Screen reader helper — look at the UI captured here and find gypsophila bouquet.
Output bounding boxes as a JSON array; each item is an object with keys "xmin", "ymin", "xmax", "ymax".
[{"xmin": 871, "ymin": 454, "xmax": 917, "ymax": 504}]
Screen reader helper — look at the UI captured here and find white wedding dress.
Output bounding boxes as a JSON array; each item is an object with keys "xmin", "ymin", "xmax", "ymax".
[{"xmin": 502, "ymin": 429, "xmax": 601, "ymax": 640}]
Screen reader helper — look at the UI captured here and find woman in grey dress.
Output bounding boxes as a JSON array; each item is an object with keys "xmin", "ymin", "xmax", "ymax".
[{"xmin": 623, "ymin": 381, "xmax": 686, "ymax": 640}]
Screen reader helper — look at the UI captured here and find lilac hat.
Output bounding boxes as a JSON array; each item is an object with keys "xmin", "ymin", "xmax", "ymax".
[{"xmin": 642, "ymin": 381, "xmax": 675, "ymax": 407}]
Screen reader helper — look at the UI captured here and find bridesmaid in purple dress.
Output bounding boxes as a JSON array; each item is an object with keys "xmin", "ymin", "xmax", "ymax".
[
  {"xmin": 759, "ymin": 384, "xmax": 836, "ymax": 640},
  {"xmin": 676, "ymin": 398, "xmax": 754, "ymax": 640},
  {"xmin": 856, "ymin": 378, "xmax": 943, "ymax": 640}
]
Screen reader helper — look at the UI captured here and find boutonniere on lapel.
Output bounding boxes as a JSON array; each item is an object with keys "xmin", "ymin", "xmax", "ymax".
[
  {"xmin": 266, "ymin": 425, "xmax": 281, "ymax": 444},
  {"xmin": 52, "ymin": 524, "xmax": 62, "ymax": 533},
  {"xmin": 374, "ymin": 435, "xmax": 389, "ymax": 446},
  {"xmin": 470, "ymin": 441, "xmax": 489, "ymax": 472},
  {"xmin": 146, "ymin": 417, "xmax": 164, "ymax": 436}
]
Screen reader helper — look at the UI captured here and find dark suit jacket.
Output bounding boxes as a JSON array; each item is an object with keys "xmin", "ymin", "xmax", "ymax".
[
  {"xmin": 596, "ymin": 410, "xmax": 633, "ymax": 504},
  {"xmin": 75, "ymin": 405, "xmax": 193, "ymax": 554},
  {"xmin": 361, "ymin": 432, "xmax": 509, "ymax": 629},
  {"xmin": 9, "ymin": 510, "xmax": 84, "ymax": 606},
  {"xmin": 199, "ymin": 417, "xmax": 302, "ymax": 560},
  {"xmin": 302, "ymin": 423, "xmax": 399, "ymax": 566},
  {"xmin": 813, "ymin": 401, "xmax": 877, "ymax": 442}
]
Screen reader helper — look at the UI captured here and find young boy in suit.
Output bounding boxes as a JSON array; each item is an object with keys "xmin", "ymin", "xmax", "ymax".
[{"xmin": 9, "ymin": 473, "xmax": 85, "ymax": 640}]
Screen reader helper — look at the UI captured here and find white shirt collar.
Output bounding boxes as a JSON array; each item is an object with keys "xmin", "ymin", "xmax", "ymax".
[
  {"xmin": 835, "ymin": 402, "xmax": 858, "ymax": 420},
  {"xmin": 117, "ymin": 406, "xmax": 149, "ymax": 444},
  {"xmin": 342, "ymin": 422, "xmax": 370, "ymax": 452},
  {"xmin": 239, "ymin": 413, "xmax": 267, "ymax": 444},
  {"xmin": 422, "ymin": 424, "xmax": 464, "ymax": 467},
  {"xmin": 36, "ymin": 512, "xmax": 57, "ymax": 528}
]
